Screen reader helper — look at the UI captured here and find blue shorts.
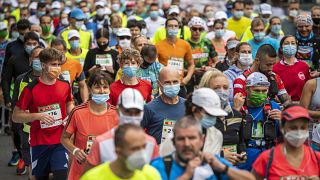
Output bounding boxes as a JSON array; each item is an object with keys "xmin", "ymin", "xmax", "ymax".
[{"xmin": 31, "ymin": 144, "xmax": 68, "ymax": 176}]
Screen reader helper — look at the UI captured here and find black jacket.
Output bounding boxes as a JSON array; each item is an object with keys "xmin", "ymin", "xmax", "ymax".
[{"xmin": 2, "ymin": 38, "xmax": 25, "ymax": 74}]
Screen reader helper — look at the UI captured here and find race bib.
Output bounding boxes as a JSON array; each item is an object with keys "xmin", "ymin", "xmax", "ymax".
[
  {"xmin": 96, "ymin": 54, "xmax": 113, "ymax": 70},
  {"xmin": 192, "ymin": 52, "xmax": 209, "ymax": 59},
  {"xmin": 161, "ymin": 119, "xmax": 176, "ymax": 144},
  {"xmin": 38, "ymin": 104, "xmax": 63, "ymax": 129},
  {"xmin": 85, "ymin": 135, "xmax": 96, "ymax": 154},
  {"xmin": 61, "ymin": 71, "xmax": 71, "ymax": 83},
  {"xmin": 168, "ymin": 57, "xmax": 183, "ymax": 74},
  {"xmin": 223, "ymin": 144, "xmax": 237, "ymax": 153},
  {"xmin": 252, "ymin": 122, "xmax": 263, "ymax": 138},
  {"xmin": 79, "ymin": 58, "xmax": 85, "ymax": 67}
]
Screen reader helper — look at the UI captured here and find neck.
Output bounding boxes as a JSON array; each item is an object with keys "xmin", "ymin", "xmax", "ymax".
[
  {"xmin": 236, "ymin": 61, "xmax": 248, "ymax": 70},
  {"xmin": 121, "ymin": 75, "xmax": 138, "ymax": 85},
  {"xmin": 160, "ymin": 94, "xmax": 179, "ymax": 104},
  {"xmin": 283, "ymin": 56, "xmax": 296, "ymax": 64},
  {"xmin": 233, "ymin": 17, "xmax": 241, "ymax": 21},
  {"xmin": 167, "ymin": 36, "xmax": 177, "ymax": 44},
  {"xmin": 270, "ymin": 31, "xmax": 278, "ymax": 37},
  {"xmin": 283, "ymin": 141, "xmax": 304, "ymax": 156},
  {"xmin": 288, "ymin": 16, "xmax": 295, "ymax": 21},
  {"xmin": 191, "ymin": 36, "xmax": 200, "ymax": 43},
  {"xmin": 250, "ymin": 65, "xmax": 258, "ymax": 73},
  {"xmin": 39, "ymin": 74, "xmax": 56, "ymax": 85},
  {"xmin": 89, "ymin": 101, "xmax": 108, "ymax": 114},
  {"xmin": 110, "ymin": 159, "xmax": 134, "ymax": 179},
  {"xmin": 32, "ymin": 70, "xmax": 41, "ymax": 77},
  {"xmin": 70, "ymin": 48, "xmax": 81, "ymax": 55},
  {"xmin": 42, "ymin": 32, "xmax": 50, "ymax": 37}
]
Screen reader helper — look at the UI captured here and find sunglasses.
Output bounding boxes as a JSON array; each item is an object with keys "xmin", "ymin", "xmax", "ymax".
[
  {"xmin": 191, "ymin": 27, "xmax": 204, "ymax": 32},
  {"xmin": 119, "ymin": 36, "xmax": 131, "ymax": 40}
]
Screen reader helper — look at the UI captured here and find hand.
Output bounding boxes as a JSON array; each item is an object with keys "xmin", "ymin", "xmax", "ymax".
[
  {"xmin": 74, "ymin": 148, "xmax": 87, "ymax": 164},
  {"xmin": 88, "ymin": 65, "xmax": 102, "ymax": 75},
  {"xmin": 233, "ymin": 93, "xmax": 245, "ymax": 111},
  {"xmin": 234, "ymin": 153, "xmax": 247, "ymax": 164},
  {"xmin": 269, "ymin": 109, "xmax": 281, "ymax": 120},
  {"xmin": 310, "ymin": 70, "xmax": 320, "ymax": 78},
  {"xmin": 183, "ymin": 157, "xmax": 202, "ymax": 179},
  {"xmin": 181, "ymin": 76, "xmax": 191, "ymax": 86},
  {"xmin": 38, "ymin": 113, "xmax": 55, "ymax": 125},
  {"xmin": 104, "ymin": 66, "xmax": 114, "ymax": 74},
  {"xmin": 201, "ymin": 152, "xmax": 226, "ymax": 172},
  {"xmin": 223, "ymin": 151, "xmax": 239, "ymax": 165}
]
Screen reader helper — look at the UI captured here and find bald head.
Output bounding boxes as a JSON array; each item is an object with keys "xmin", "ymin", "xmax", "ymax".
[{"xmin": 159, "ymin": 66, "xmax": 180, "ymax": 82}]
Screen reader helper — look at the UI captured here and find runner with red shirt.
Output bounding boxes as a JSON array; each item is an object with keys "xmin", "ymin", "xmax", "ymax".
[
  {"xmin": 108, "ymin": 48, "xmax": 152, "ymax": 106},
  {"xmin": 12, "ymin": 48, "xmax": 74, "ymax": 179},
  {"xmin": 273, "ymin": 35, "xmax": 311, "ymax": 101},
  {"xmin": 252, "ymin": 105, "xmax": 320, "ymax": 179},
  {"xmin": 233, "ymin": 44, "xmax": 291, "ymax": 106}
]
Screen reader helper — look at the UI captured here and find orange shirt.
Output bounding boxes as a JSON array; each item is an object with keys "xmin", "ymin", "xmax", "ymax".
[
  {"xmin": 65, "ymin": 102, "xmax": 119, "ymax": 180},
  {"xmin": 61, "ymin": 57, "xmax": 83, "ymax": 84},
  {"xmin": 155, "ymin": 38, "xmax": 193, "ymax": 78}
]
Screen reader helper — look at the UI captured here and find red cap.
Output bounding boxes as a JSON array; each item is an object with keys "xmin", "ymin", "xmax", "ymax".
[
  {"xmin": 126, "ymin": 1, "xmax": 135, "ymax": 7},
  {"xmin": 282, "ymin": 106, "xmax": 312, "ymax": 121}
]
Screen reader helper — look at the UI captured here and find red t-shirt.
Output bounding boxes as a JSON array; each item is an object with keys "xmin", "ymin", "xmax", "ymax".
[
  {"xmin": 253, "ymin": 144, "xmax": 320, "ymax": 179},
  {"xmin": 233, "ymin": 69, "xmax": 287, "ymax": 97},
  {"xmin": 108, "ymin": 79, "xmax": 152, "ymax": 106},
  {"xmin": 16, "ymin": 78, "xmax": 73, "ymax": 147},
  {"xmin": 66, "ymin": 101, "xmax": 118, "ymax": 180},
  {"xmin": 273, "ymin": 60, "xmax": 311, "ymax": 101}
]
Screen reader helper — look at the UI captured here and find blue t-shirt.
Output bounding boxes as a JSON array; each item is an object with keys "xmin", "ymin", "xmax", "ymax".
[
  {"xmin": 248, "ymin": 37, "xmax": 280, "ymax": 59},
  {"xmin": 141, "ymin": 96, "xmax": 186, "ymax": 144},
  {"xmin": 151, "ymin": 154, "xmax": 234, "ymax": 180},
  {"xmin": 137, "ymin": 62, "xmax": 163, "ymax": 97},
  {"xmin": 238, "ymin": 100, "xmax": 280, "ymax": 171}
]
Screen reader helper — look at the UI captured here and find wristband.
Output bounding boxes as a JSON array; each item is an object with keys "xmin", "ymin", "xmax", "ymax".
[{"xmin": 72, "ymin": 148, "xmax": 80, "ymax": 155}]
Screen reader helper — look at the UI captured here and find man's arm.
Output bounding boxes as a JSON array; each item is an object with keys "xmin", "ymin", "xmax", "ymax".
[
  {"xmin": 182, "ymin": 58, "xmax": 195, "ymax": 86},
  {"xmin": 278, "ymin": 93, "xmax": 291, "ymax": 107},
  {"xmin": 78, "ymin": 80, "xmax": 89, "ymax": 103},
  {"xmin": 12, "ymin": 106, "xmax": 54, "ymax": 124},
  {"xmin": 66, "ymin": 101, "xmax": 75, "ymax": 115}
]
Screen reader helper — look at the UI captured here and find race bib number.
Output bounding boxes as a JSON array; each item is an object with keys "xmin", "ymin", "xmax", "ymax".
[
  {"xmin": 38, "ymin": 104, "xmax": 63, "ymax": 129},
  {"xmin": 192, "ymin": 52, "xmax": 209, "ymax": 59},
  {"xmin": 223, "ymin": 144, "xmax": 237, "ymax": 153},
  {"xmin": 168, "ymin": 57, "xmax": 183, "ymax": 74},
  {"xmin": 85, "ymin": 135, "xmax": 96, "ymax": 154},
  {"xmin": 252, "ymin": 122, "xmax": 263, "ymax": 138},
  {"xmin": 161, "ymin": 119, "xmax": 176, "ymax": 143},
  {"xmin": 79, "ymin": 58, "xmax": 85, "ymax": 67},
  {"xmin": 96, "ymin": 54, "xmax": 113, "ymax": 70},
  {"xmin": 61, "ymin": 71, "xmax": 71, "ymax": 83}
]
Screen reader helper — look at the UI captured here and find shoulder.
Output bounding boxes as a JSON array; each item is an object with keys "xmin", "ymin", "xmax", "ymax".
[
  {"xmin": 57, "ymin": 78, "xmax": 71, "ymax": 86},
  {"xmin": 82, "ymin": 162, "xmax": 110, "ymax": 178},
  {"xmin": 25, "ymin": 78, "xmax": 40, "ymax": 91},
  {"xmin": 150, "ymin": 156, "xmax": 165, "ymax": 168},
  {"xmin": 139, "ymin": 79, "xmax": 152, "ymax": 87},
  {"xmin": 110, "ymin": 80, "xmax": 121, "ymax": 88}
]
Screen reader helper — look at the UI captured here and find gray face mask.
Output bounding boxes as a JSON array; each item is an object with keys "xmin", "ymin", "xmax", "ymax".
[{"xmin": 214, "ymin": 89, "xmax": 229, "ymax": 105}]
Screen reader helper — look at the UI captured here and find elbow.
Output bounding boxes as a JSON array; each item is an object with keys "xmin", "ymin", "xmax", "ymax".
[{"xmin": 12, "ymin": 109, "xmax": 19, "ymax": 123}]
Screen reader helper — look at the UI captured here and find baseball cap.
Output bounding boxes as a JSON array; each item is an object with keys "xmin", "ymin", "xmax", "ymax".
[
  {"xmin": 282, "ymin": 105, "xmax": 312, "ymax": 122},
  {"xmin": 117, "ymin": 28, "xmax": 131, "ymax": 37},
  {"xmin": 52, "ymin": 1, "xmax": 61, "ymax": 9},
  {"xmin": 259, "ymin": 3, "xmax": 272, "ymax": 15},
  {"xmin": 70, "ymin": 8, "xmax": 85, "ymax": 20},
  {"xmin": 168, "ymin": 5, "xmax": 180, "ymax": 15},
  {"xmin": 29, "ymin": 2, "xmax": 38, "ymax": 10},
  {"xmin": 227, "ymin": 40, "xmax": 240, "ymax": 50},
  {"xmin": 118, "ymin": 88, "xmax": 144, "ymax": 110},
  {"xmin": 215, "ymin": 11, "xmax": 228, "ymax": 20},
  {"xmin": 0, "ymin": 22, "xmax": 7, "ymax": 30},
  {"xmin": 192, "ymin": 88, "xmax": 227, "ymax": 116},
  {"xmin": 95, "ymin": 1, "xmax": 105, "ymax": 7},
  {"xmin": 246, "ymin": 72, "xmax": 270, "ymax": 87},
  {"xmin": 68, "ymin": 30, "xmax": 80, "ymax": 40},
  {"xmin": 312, "ymin": 124, "xmax": 320, "ymax": 144}
]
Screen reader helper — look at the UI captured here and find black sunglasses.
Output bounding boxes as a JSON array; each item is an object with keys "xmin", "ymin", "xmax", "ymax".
[{"xmin": 119, "ymin": 36, "xmax": 131, "ymax": 40}]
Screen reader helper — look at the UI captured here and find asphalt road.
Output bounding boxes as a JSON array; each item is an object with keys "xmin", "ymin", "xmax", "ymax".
[{"xmin": 0, "ymin": 134, "xmax": 26, "ymax": 180}]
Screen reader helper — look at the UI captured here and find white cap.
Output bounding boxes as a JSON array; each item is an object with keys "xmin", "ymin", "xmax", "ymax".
[
  {"xmin": 168, "ymin": 5, "xmax": 180, "ymax": 15},
  {"xmin": 312, "ymin": 124, "xmax": 320, "ymax": 144},
  {"xmin": 215, "ymin": 11, "xmax": 228, "ymax": 20},
  {"xmin": 52, "ymin": 1, "xmax": 61, "ymax": 9},
  {"xmin": 68, "ymin": 29, "xmax": 80, "ymax": 40},
  {"xmin": 118, "ymin": 88, "xmax": 144, "ymax": 110},
  {"xmin": 226, "ymin": 40, "xmax": 240, "ymax": 49},
  {"xmin": 246, "ymin": 72, "xmax": 270, "ymax": 87},
  {"xmin": 95, "ymin": 1, "xmax": 105, "ymax": 7},
  {"xmin": 192, "ymin": 88, "xmax": 227, "ymax": 116},
  {"xmin": 0, "ymin": 22, "xmax": 7, "ymax": 30},
  {"xmin": 117, "ymin": 28, "xmax": 131, "ymax": 37},
  {"xmin": 29, "ymin": 2, "xmax": 38, "ymax": 10},
  {"xmin": 63, "ymin": 8, "xmax": 71, "ymax": 15},
  {"xmin": 259, "ymin": 3, "xmax": 272, "ymax": 15}
]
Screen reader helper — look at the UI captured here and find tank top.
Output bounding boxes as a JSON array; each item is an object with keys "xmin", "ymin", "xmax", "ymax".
[{"xmin": 310, "ymin": 78, "xmax": 320, "ymax": 110}]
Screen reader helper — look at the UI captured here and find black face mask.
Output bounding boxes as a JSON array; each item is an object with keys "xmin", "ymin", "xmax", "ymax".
[
  {"xmin": 98, "ymin": 42, "xmax": 109, "ymax": 50},
  {"xmin": 313, "ymin": 18, "xmax": 320, "ymax": 25}
]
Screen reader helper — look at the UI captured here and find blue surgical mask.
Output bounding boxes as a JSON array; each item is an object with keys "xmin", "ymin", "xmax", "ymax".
[
  {"xmin": 271, "ymin": 25, "xmax": 281, "ymax": 35},
  {"xmin": 123, "ymin": 66, "xmax": 138, "ymax": 77},
  {"xmin": 215, "ymin": 29, "xmax": 225, "ymax": 38},
  {"xmin": 92, "ymin": 93, "xmax": 109, "ymax": 104},
  {"xmin": 25, "ymin": 45, "xmax": 35, "ymax": 55},
  {"xmin": 32, "ymin": 59, "xmax": 42, "ymax": 72},
  {"xmin": 38, "ymin": 11, "xmax": 46, "ymax": 17},
  {"xmin": 283, "ymin": 44, "xmax": 297, "ymax": 57},
  {"xmin": 254, "ymin": 32, "xmax": 265, "ymax": 41},
  {"xmin": 163, "ymin": 84, "xmax": 180, "ymax": 98},
  {"xmin": 200, "ymin": 114, "xmax": 217, "ymax": 129},
  {"xmin": 70, "ymin": 40, "xmax": 80, "ymax": 50},
  {"xmin": 150, "ymin": 11, "xmax": 159, "ymax": 19},
  {"xmin": 234, "ymin": 10, "xmax": 244, "ymax": 19},
  {"xmin": 167, "ymin": 29, "xmax": 179, "ymax": 37}
]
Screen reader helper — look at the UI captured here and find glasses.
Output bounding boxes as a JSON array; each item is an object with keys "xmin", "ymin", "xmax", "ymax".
[
  {"xmin": 191, "ymin": 27, "xmax": 204, "ymax": 32},
  {"xmin": 119, "ymin": 36, "xmax": 131, "ymax": 40}
]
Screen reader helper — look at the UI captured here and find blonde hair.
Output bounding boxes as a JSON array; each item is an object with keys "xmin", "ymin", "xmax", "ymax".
[{"xmin": 198, "ymin": 69, "xmax": 227, "ymax": 88}]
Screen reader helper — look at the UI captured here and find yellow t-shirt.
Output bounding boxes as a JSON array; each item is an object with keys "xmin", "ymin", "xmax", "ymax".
[
  {"xmin": 80, "ymin": 162, "xmax": 161, "ymax": 180},
  {"xmin": 152, "ymin": 26, "xmax": 191, "ymax": 44},
  {"xmin": 11, "ymin": 8, "xmax": 20, "ymax": 22},
  {"xmin": 226, "ymin": 17, "xmax": 252, "ymax": 39},
  {"xmin": 65, "ymin": 49, "xmax": 89, "ymax": 67},
  {"xmin": 60, "ymin": 28, "xmax": 91, "ymax": 50}
]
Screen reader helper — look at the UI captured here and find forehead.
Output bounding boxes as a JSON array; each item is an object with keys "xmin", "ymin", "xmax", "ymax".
[
  {"xmin": 175, "ymin": 126, "xmax": 201, "ymax": 137},
  {"xmin": 167, "ymin": 19, "xmax": 179, "ymax": 25},
  {"xmin": 124, "ymin": 129, "xmax": 145, "ymax": 147}
]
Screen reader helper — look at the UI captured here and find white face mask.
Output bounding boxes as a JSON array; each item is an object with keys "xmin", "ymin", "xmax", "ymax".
[
  {"xmin": 119, "ymin": 111, "xmax": 143, "ymax": 125},
  {"xmin": 126, "ymin": 149, "xmax": 148, "ymax": 171},
  {"xmin": 284, "ymin": 130, "xmax": 309, "ymax": 148},
  {"xmin": 61, "ymin": 18, "xmax": 69, "ymax": 26},
  {"xmin": 75, "ymin": 21, "xmax": 84, "ymax": 30},
  {"xmin": 238, "ymin": 53, "xmax": 253, "ymax": 66},
  {"xmin": 141, "ymin": 28, "xmax": 147, "ymax": 36},
  {"xmin": 119, "ymin": 39, "xmax": 131, "ymax": 49}
]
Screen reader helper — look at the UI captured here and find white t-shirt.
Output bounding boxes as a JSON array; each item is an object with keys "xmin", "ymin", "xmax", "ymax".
[
  {"xmin": 206, "ymin": 30, "xmax": 236, "ymax": 42},
  {"xmin": 145, "ymin": 17, "xmax": 166, "ymax": 39}
]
